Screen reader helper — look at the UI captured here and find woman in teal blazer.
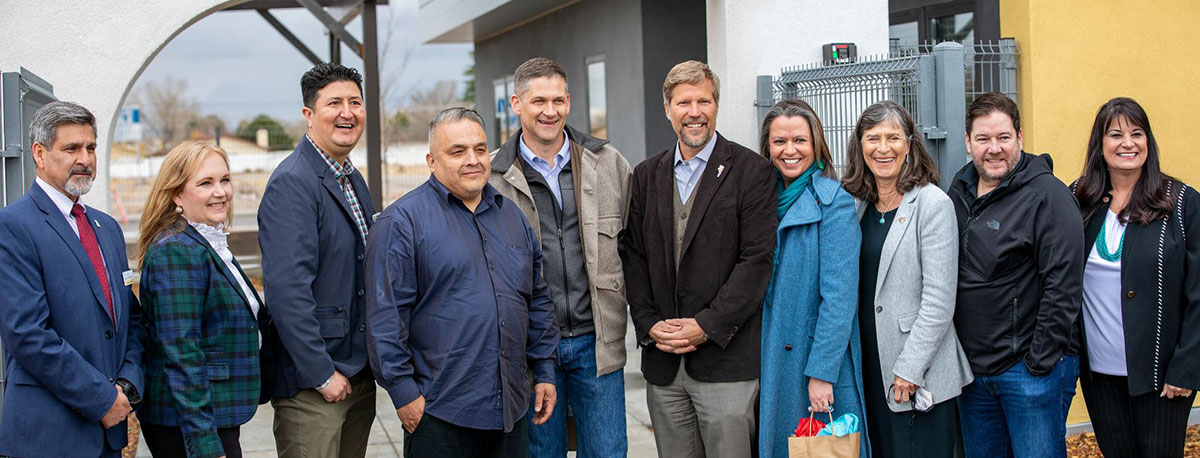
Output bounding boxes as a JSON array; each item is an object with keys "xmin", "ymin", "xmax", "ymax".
[
  {"xmin": 758, "ymin": 100, "xmax": 868, "ymax": 458},
  {"xmin": 136, "ymin": 141, "xmax": 270, "ymax": 458}
]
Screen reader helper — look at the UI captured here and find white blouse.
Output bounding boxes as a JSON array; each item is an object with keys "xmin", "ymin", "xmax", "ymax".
[
  {"xmin": 1082, "ymin": 209, "xmax": 1128, "ymax": 376},
  {"xmin": 190, "ymin": 222, "xmax": 262, "ymax": 320}
]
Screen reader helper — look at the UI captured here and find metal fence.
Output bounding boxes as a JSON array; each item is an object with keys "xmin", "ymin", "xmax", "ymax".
[
  {"xmin": 0, "ymin": 67, "xmax": 58, "ymax": 420},
  {"xmin": 755, "ymin": 39, "xmax": 1019, "ymax": 187}
]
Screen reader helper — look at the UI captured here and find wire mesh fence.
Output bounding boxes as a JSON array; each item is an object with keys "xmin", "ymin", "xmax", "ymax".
[
  {"xmin": 759, "ymin": 39, "xmax": 1019, "ymax": 173},
  {"xmin": 891, "ymin": 40, "xmax": 1021, "ymax": 105},
  {"xmin": 771, "ymin": 56, "xmax": 924, "ymax": 174}
]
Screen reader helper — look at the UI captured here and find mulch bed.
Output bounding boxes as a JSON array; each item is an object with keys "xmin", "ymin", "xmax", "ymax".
[{"xmin": 1067, "ymin": 425, "xmax": 1200, "ymax": 457}]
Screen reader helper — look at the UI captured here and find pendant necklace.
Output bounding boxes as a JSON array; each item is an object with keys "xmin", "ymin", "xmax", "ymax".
[{"xmin": 877, "ymin": 192, "xmax": 901, "ymax": 224}]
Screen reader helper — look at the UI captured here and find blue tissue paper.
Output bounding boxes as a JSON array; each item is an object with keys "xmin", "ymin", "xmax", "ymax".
[{"xmin": 816, "ymin": 413, "xmax": 860, "ymax": 437}]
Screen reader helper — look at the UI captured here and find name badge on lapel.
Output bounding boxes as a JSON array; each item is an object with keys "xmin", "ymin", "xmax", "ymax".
[{"xmin": 123, "ymin": 270, "xmax": 136, "ymax": 286}]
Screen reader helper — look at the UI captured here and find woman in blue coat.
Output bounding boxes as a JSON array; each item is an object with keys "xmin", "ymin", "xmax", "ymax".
[{"xmin": 758, "ymin": 99, "xmax": 868, "ymax": 458}]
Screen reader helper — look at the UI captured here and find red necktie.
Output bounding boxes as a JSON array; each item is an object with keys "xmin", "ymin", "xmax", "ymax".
[{"xmin": 71, "ymin": 204, "xmax": 115, "ymax": 325}]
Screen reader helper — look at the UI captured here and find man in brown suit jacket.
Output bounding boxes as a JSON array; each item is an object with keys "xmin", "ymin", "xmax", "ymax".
[{"xmin": 620, "ymin": 60, "xmax": 776, "ymax": 458}]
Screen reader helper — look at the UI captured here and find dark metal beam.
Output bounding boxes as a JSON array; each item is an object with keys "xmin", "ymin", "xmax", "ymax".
[
  {"xmin": 296, "ymin": 0, "xmax": 364, "ymax": 57},
  {"xmin": 362, "ymin": 0, "xmax": 382, "ymax": 209},
  {"xmin": 257, "ymin": 10, "xmax": 323, "ymax": 66},
  {"xmin": 227, "ymin": 0, "xmax": 387, "ymax": 11},
  {"xmin": 329, "ymin": 34, "xmax": 341, "ymax": 64},
  {"xmin": 337, "ymin": 3, "xmax": 362, "ymax": 25}
]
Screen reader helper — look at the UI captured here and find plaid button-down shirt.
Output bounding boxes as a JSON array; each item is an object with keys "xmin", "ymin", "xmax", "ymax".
[{"xmin": 308, "ymin": 135, "xmax": 369, "ymax": 244}]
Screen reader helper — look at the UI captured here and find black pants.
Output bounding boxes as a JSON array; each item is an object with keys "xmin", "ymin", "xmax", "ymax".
[
  {"xmin": 863, "ymin": 394, "xmax": 960, "ymax": 458},
  {"xmin": 141, "ymin": 423, "xmax": 243, "ymax": 458},
  {"xmin": 403, "ymin": 413, "xmax": 528, "ymax": 458},
  {"xmin": 1081, "ymin": 371, "xmax": 1194, "ymax": 458}
]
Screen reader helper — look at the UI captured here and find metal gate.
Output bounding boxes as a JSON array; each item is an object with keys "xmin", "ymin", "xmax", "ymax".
[
  {"xmin": 755, "ymin": 39, "xmax": 1019, "ymax": 189},
  {"xmin": 0, "ymin": 67, "xmax": 57, "ymax": 418}
]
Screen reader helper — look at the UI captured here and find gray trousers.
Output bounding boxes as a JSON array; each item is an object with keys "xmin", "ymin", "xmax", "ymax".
[{"xmin": 646, "ymin": 362, "xmax": 759, "ymax": 458}]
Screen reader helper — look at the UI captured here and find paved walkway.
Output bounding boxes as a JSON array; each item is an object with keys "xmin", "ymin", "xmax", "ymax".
[{"xmin": 136, "ymin": 321, "xmax": 659, "ymax": 457}]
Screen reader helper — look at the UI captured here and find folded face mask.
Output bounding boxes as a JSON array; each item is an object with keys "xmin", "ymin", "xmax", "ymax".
[
  {"xmin": 888, "ymin": 384, "xmax": 935, "ymax": 413},
  {"xmin": 913, "ymin": 387, "xmax": 934, "ymax": 412}
]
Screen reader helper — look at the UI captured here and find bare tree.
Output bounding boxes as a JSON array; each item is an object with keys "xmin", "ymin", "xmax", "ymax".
[
  {"xmin": 387, "ymin": 80, "xmax": 461, "ymax": 143},
  {"xmin": 134, "ymin": 75, "xmax": 199, "ymax": 153},
  {"xmin": 378, "ymin": 6, "xmax": 415, "ymax": 149}
]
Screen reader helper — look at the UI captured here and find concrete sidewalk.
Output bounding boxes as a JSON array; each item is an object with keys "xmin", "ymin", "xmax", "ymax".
[{"xmin": 136, "ymin": 320, "xmax": 660, "ymax": 457}]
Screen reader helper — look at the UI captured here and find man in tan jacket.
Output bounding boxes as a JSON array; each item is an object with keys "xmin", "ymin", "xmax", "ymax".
[{"xmin": 488, "ymin": 57, "xmax": 633, "ymax": 458}]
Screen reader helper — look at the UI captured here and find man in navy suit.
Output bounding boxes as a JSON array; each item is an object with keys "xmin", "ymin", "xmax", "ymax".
[
  {"xmin": 259, "ymin": 63, "xmax": 377, "ymax": 458},
  {"xmin": 0, "ymin": 101, "xmax": 146, "ymax": 458}
]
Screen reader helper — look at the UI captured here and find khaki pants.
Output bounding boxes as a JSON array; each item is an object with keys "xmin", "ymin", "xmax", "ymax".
[{"xmin": 272, "ymin": 374, "xmax": 377, "ymax": 458}]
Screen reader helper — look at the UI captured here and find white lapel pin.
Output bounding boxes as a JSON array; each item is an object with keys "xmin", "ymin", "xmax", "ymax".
[
  {"xmin": 717, "ymin": 164, "xmax": 725, "ymax": 178},
  {"xmin": 94, "ymin": 219, "xmax": 101, "ymax": 228}
]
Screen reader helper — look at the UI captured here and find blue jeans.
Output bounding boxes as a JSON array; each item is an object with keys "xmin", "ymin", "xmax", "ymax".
[
  {"xmin": 526, "ymin": 333, "xmax": 627, "ymax": 458},
  {"xmin": 958, "ymin": 355, "xmax": 1079, "ymax": 458}
]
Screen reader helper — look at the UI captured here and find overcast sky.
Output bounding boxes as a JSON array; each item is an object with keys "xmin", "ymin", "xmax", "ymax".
[{"xmin": 127, "ymin": 1, "xmax": 472, "ymax": 128}]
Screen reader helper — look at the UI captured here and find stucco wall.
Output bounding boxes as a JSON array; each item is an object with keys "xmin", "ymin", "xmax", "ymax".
[
  {"xmin": 1001, "ymin": 0, "xmax": 1200, "ymax": 184},
  {"xmin": 706, "ymin": 0, "xmax": 890, "ymax": 151},
  {"xmin": 0, "ymin": 0, "xmax": 243, "ymax": 211}
]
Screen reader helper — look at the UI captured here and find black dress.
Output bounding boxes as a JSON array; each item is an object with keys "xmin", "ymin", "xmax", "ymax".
[{"xmin": 858, "ymin": 205, "xmax": 957, "ymax": 458}]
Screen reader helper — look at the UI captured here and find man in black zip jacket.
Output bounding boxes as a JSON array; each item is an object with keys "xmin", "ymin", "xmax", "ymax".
[{"xmin": 949, "ymin": 92, "xmax": 1084, "ymax": 458}]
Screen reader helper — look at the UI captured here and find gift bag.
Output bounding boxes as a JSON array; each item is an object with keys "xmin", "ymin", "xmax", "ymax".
[{"xmin": 787, "ymin": 412, "xmax": 860, "ymax": 458}]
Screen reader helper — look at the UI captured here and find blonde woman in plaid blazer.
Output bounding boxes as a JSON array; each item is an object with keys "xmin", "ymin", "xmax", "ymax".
[{"xmin": 136, "ymin": 141, "xmax": 272, "ymax": 458}]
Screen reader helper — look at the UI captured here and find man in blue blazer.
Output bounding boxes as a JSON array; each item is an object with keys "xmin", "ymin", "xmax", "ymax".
[
  {"xmin": 0, "ymin": 101, "xmax": 146, "ymax": 458},
  {"xmin": 258, "ymin": 63, "xmax": 377, "ymax": 457}
]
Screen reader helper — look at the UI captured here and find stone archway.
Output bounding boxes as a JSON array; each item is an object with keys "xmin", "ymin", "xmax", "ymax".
[{"xmin": 0, "ymin": 0, "xmax": 249, "ymax": 212}]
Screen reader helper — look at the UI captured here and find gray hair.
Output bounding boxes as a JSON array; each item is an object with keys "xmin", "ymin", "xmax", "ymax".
[
  {"xmin": 30, "ymin": 101, "xmax": 97, "ymax": 148},
  {"xmin": 428, "ymin": 107, "xmax": 486, "ymax": 141}
]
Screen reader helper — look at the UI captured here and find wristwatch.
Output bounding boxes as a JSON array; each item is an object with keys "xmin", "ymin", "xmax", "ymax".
[{"xmin": 115, "ymin": 378, "xmax": 141, "ymax": 406}]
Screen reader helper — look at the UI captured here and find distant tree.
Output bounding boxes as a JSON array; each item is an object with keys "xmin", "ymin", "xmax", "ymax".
[
  {"xmin": 235, "ymin": 114, "xmax": 295, "ymax": 150},
  {"xmin": 463, "ymin": 50, "xmax": 475, "ymax": 105},
  {"xmin": 385, "ymin": 109, "xmax": 411, "ymax": 146},
  {"xmin": 387, "ymin": 80, "xmax": 461, "ymax": 142},
  {"xmin": 135, "ymin": 75, "xmax": 199, "ymax": 152},
  {"xmin": 187, "ymin": 114, "xmax": 227, "ymax": 140},
  {"xmin": 378, "ymin": 5, "xmax": 414, "ymax": 152}
]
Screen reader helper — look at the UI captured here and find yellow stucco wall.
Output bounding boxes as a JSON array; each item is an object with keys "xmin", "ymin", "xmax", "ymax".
[
  {"xmin": 1001, "ymin": 1, "xmax": 1200, "ymax": 425},
  {"xmin": 1000, "ymin": 0, "xmax": 1200, "ymax": 185}
]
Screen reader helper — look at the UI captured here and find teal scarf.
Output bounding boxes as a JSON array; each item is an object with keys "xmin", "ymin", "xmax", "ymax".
[{"xmin": 777, "ymin": 161, "xmax": 821, "ymax": 220}]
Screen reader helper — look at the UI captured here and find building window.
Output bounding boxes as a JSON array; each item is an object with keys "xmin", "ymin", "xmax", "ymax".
[
  {"xmin": 889, "ymin": 21, "xmax": 918, "ymax": 45},
  {"xmin": 505, "ymin": 77, "xmax": 518, "ymax": 138},
  {"xmin": 493, "ymin": 76, "xmax": 515, "ymax": 145},
  {"xmin": 929, "ymin": 12, "xmax": 973, "ymax": 43},
  {"xmin": 888, "ymin": 0, "xmax": 977, "ymax": 45},
  {"xmin": 586, "ymin": 56, "xmax": 607, "ymax": 138}
]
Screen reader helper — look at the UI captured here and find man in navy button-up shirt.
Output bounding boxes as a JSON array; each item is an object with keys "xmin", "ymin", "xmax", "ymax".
[{"xmin": 366, "ymin": 107, "xmax": 559, "ymax": 457}]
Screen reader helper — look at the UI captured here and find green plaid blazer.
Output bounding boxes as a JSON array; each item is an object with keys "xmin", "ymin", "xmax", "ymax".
[{"xmin": 139, "ymin": 225, "xmax": 269, "ymax": 458}]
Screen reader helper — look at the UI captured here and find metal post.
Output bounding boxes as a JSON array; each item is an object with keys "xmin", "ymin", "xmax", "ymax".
[
  {"xmin": 755, "ymin": 75, "xmax": 774, "ymax": 129},
  {"xmin": 999, "ymin": 37, "xmax": 1019, "ymax": 103},
  {"xmin": 330, "ymin": 33, "xmax": 341, "ymax": 65},
  {"xmin": 362, "ymin": 0, "xmax": 382, "ymax": 209},
  {"xmin": 916, "ymin": 54, "xmax": 937, "ymax": 134},
  {"xmin": 933, "ymin": 42, "xmax": 967, "ymax": 189}
]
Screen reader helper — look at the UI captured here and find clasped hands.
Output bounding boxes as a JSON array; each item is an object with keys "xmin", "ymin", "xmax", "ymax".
[{"xmin": 649, "ymin": 318, "xmax": 708, "ymax": 354}]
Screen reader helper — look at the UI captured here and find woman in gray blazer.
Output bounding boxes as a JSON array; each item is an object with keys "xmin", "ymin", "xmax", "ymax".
[{"xmin": 841, "ymin": 101, "xmax": 974, "ymax": 458}]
